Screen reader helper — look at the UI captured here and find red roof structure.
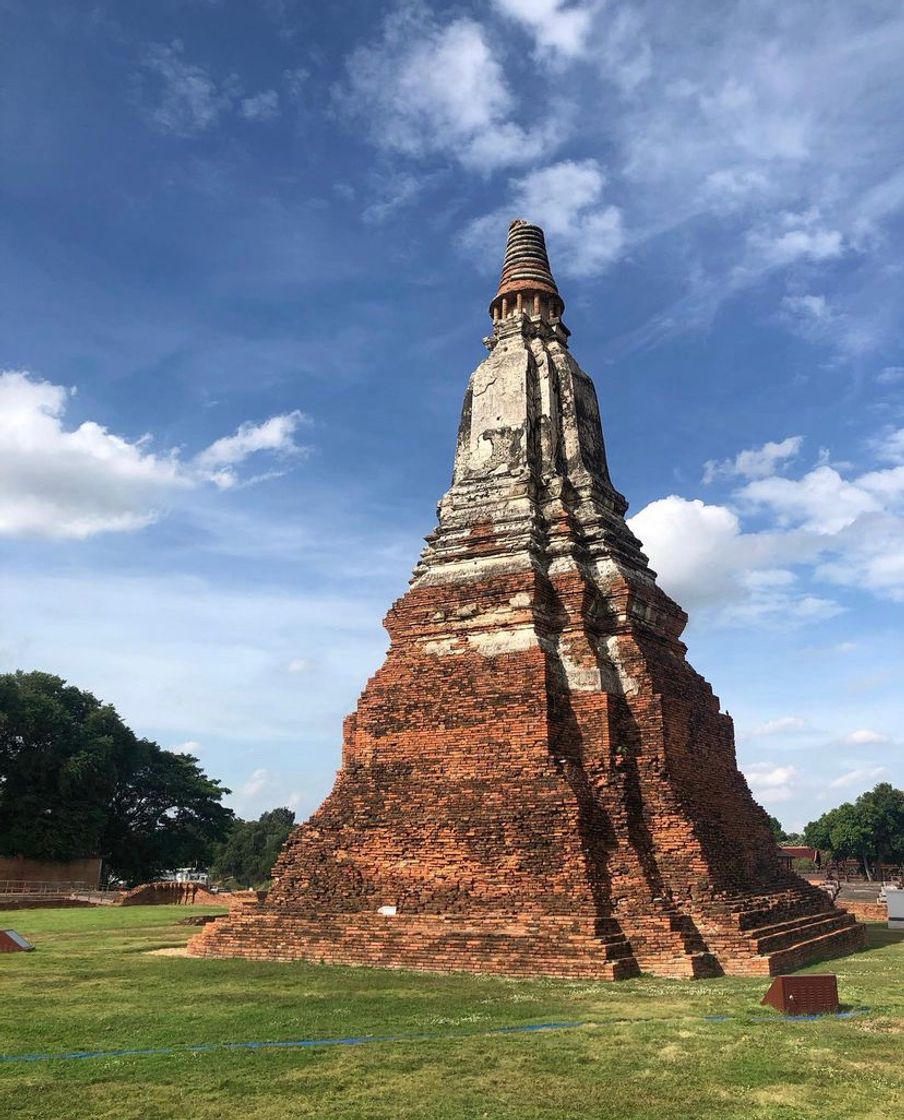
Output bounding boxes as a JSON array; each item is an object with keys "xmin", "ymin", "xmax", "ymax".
[{"xmin": 780, "ymin": 846, "xmax": 821, "ymax": 862}]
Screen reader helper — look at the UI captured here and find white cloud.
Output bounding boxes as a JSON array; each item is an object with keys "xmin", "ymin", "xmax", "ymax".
[
  {"xmin": 282, "ymin": 67, "xmax": 308, "ymax": 103},
  {"xmin": 543, "ymin": 5, "xmax": 904, "ymax": 353},
  {"xmin": 627, "ymin": 495, "xmax": 835, "ymax": 623},
  {"xmin": 361, "ymin": 169, "xmax": 438, "ymax": 225},
  {"xmin": 704, "ymin": 167, "xmax": 769, "ymax": 204},
  {"xmin": 463, "ymin": 160, "xmax": 624, "ymax": 278},
  {"xmin": 493, "ymin": 0, "xmax": 651, "ymax": 88},
  {"xmin": 339, "ymin": 10, "xmax": 560, "ymax": 171},
  {"xmin": 240, "ymin": 90, "xmax": 279, "ymax": 121},
  {"xmin": 747, "ymin": 221, "xmax": 844, "ymax": 269},
  {"xmin": 141, "ymin": 42, "xmax": 234, "ymax": 137},
  {"xmin": 869, "ymin": 427, "xmax": 904, "ymax": 467},
  {"xmin": 631, "ymin": 423, "xmax": 904, "ymax": 620},
  {"xmin": 0, "ymin": 370, "xmax": 184, "ymax": 537},
  {"xmin": 844, "ymin": 729, "xmax": 890, "ymax": 745},
  {"xmin": 286, "ymin": 657, "xmax": 313, "ymax": 674},
  {"xmin": 241, "ymin": 768, "xmax": 272, "ymax": 797},
  {"xmin": 703, "ymin": 436, "xmax": 803, "ymax": 484},
  {"xmin": 492, "ymin": 0, "xmax": 594, "ymax": 60},
  {"xmin": 174, "ymin": 740, "xmax": 203, "ymax": 755},
  {"xmin": 0, "ymin": 370, "xmax": 308, "ymax": 538},
  {"xmin": 744, "ymin": 762, "xmax": 799, "ymax": 804},
  {"xmin": 750, "ymin": 716, "xmax": 808, "ymax": 738},
  {"xmin": 781, "ymin": 294, "xmax": 829, "ymax": 321},
  {"xmin": 777, "ymin": 293, "xmax": 872, "ymax": 355},
  {"xmin": 195, "ymin": 411, "xmax": 308, "ymax": 488},
  {"xmin": 877, "ymin": 366, "xmax": 904, "ymax": 386},
  {"xmin": 829, "ymin": 766, "xmax": 888, "ymax": 790},
  {"xmin": 140, "ymin": 42, "xmax": 280, "ymax": 136},
  {"xmin": 740, "ymin": 465, "xmax": 883, "ymax": 534},
  {"xmin": 629, "ymin": 496, "xmax": 747, "ymax": 610}
]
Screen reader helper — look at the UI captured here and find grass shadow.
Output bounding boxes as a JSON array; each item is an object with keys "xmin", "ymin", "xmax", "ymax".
[{"xmin": 861, "ymin": 923, "xmax": 904, "ymax": 952}]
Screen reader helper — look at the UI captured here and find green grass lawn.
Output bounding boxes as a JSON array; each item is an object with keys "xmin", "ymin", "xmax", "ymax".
[{"xmin": 1, "ymin": 906, "xmax": 901, "ymax": 1120}]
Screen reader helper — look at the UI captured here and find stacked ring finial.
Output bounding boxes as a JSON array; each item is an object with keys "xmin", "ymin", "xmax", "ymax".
[{"xmin": 489, "ymin": 219, "xmax": 564, "ymax": 320}]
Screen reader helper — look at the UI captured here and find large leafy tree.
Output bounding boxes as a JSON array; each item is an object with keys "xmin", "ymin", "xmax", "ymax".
[
  {"xmin": 767, "ymin": 814, "xmax": 787, "ymax": 842},
  {"xmin": 804, "ymin": 782, "xmax": 904, "ymax": 878},
  {"xmin": 210, "ymin": 807, "xmax": 296, "ymax": 887},
  {"xmin": 0, "ymin": 671, "xmax": 233, "ymax": 884}
]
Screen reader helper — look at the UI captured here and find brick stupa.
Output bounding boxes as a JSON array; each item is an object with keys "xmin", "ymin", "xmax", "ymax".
[{"xmin": 190, "ymin": 221, "xmax": 864, "ymax": 979}]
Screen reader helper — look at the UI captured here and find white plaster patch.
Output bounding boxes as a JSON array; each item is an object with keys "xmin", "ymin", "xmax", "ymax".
[
  {"xmin": 412, "ymin": 554, "xmax": 534, "ymax": 587},
  {"xmin": 421, "ymin": 637, "xmax": 460, "ymax": 656},
  {"xmin": 468, "ymin": 627, "xmax": 538, "ymax": 656},
  {"xmin": 558, "ymin": 655, "xmax": 601, "ymax": 691},
  {"xmin": 547, "ymin": 556, "xmax": 580, "ymax": 576},
  {"xmin": 605, "ymin": 636, "xmax": 641, "ymax": 696}
]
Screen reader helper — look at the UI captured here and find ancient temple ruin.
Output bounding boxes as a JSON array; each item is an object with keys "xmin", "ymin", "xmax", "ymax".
[{"xmin": 190, "ymin": 221, "xmax": 864, "ymax": 979}]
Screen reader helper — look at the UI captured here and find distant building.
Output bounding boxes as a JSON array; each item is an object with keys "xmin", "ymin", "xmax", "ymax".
[
  {"xmin": 780, "ymin": 846, "xmax": 822, "ymax": 867},
  {"xmin": 0, "ymin": 855, "xmax": 102, "ymax": 889},
  {"xmin": 173, "ymin": 868, "xmax": 210, "ymax": 885}
]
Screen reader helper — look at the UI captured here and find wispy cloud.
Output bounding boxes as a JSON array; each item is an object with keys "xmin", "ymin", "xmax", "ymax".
[
  {"xmin": 843, "ymin": 729, "xmax": 890, "ymax": 745},
  {"xmin": 462, "ymin": 160, "xmax": 624, "ymax": 277},
  {"xmin": 0, "ymin": 370, "xmax": 309, "ymax": 538},
  {"xmin": 704, "ymin": 436, "xmax": 803, "ymax": 484},
  {"xmin": 629, "ymin": 423, "xmax": 904, "ymax": 622},
  {"xmin": 829, "ymin": 766, "xmax": 888, "ymax": 790},
  {"xmin": 239, "ymin": 90, "xmax": 279, "ymax": 122},
  {"xmin": 749, "ymin": 716, "xmax": 808, "ymax": 738},
  {"xmin": 744, "ymin": 762, "xmax": 799, "ymax": 804},
  {"xmin": 139, "ymin": 41, "xmax": 280, "ymax": 136},
  {"xmin": 492, "ymin": 0, "xmax": 596, "ymax": 62},
  {"xmin": 336, "ymin": 7, "xmax": 563, "ymax": 171}
]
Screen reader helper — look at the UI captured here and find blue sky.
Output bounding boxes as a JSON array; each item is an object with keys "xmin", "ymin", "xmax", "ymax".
[{"xmin": 1, "ymin": 0, "xmax": 901, "ymax": 832}]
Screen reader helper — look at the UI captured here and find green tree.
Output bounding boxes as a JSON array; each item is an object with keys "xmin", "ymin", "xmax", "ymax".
[
  {"xmin": 210, "ymin": 807, "xmax": 296, "ymax": 887},
  {"xmin": 804, "ymin": 782, "xmax": 904, "ymax": 879},
  {"xmin": 101, "ymin": 743, "xmax": 235, "ymax": 885},
  {"xmin": 0, "ymin": 671, "xmax": 233, "ymax": 884},
  {"xmin": 767, "ymin": 814, "xmax": 788, "ymax": 843}
]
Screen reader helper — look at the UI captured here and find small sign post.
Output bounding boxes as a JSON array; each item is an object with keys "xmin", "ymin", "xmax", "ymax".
[
  {"xmin": 761, "ymin": 974, "xmax": 839, "ymax": 1015},
  {"xmin": 0, "ymin": 929, "xmax": 35, "ymax": 952}
]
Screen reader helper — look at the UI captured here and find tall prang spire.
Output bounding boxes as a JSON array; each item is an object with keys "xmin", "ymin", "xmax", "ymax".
[
  {"xmin": 190, "ymin": 214, "xmax": 864, "ymax": 983},
  {"xmin": 489, "ymin": 219, "xmax": 565, "ymax": 322}
]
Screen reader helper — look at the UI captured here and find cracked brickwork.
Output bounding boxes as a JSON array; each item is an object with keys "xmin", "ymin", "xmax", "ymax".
[{"xmin": 190, "ymin": 221, "xmax": 864, "ymax": 978}]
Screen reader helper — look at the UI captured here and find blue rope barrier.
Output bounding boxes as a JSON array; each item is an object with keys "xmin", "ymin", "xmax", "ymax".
[{"xmin": 0, "ymin": 1009, "xmax": 869, "ymax": 1065}]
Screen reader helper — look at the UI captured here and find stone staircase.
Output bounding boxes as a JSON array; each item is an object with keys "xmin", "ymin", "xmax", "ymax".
[
  {"xmin": 691, "ymin": 885, "xmax": 866, "ymax": 976},
  {"xmin": 611, "ymin": 903, "xmax": 722, "ymax": 979}
]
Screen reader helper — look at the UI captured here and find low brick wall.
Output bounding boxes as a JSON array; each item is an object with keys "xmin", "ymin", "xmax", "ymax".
[
  {"xmin": 120, "ymin": 882, "xmax": 222, "ymax": 906},
  {"xmin": 0, "ymin": 857, "xmax": 101, "ymax": 888},
  {"xmin": 839, "ymin": 900, "xmax": 887, "ymax": 923},
  {"xmin": 0, "ymin": 898, "xmax": 95, "ymax": 911}
]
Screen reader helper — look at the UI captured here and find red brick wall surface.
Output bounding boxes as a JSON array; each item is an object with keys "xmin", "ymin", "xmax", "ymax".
[
  {"xmin": 191, "ymin": 569, "xmax": 864, "ymax": 978},
  {"xmin": 189, "ymin": 297, "xmax": 864, "ymax": 979}
]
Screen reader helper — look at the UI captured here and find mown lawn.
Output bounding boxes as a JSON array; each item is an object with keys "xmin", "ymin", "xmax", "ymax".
[{"xmin": 0, "ymin": 905, "xmax": 901, "ymax": 1119}]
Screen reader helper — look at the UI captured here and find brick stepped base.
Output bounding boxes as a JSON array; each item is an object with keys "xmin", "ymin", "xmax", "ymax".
[
  {"xmin": 188, "ymin": 897, "xmax": 863, "ymax": 980},
  {"xmin": 613, "ymin": 903, "xmax": 722, "ymax": 979},
  {"xmin": 188, "ymin": 910, "xmax": 641, "ymax": 980},
  {"xmin": 690, "ymin": 887, "xmax": 866, "ymax": 976}
]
